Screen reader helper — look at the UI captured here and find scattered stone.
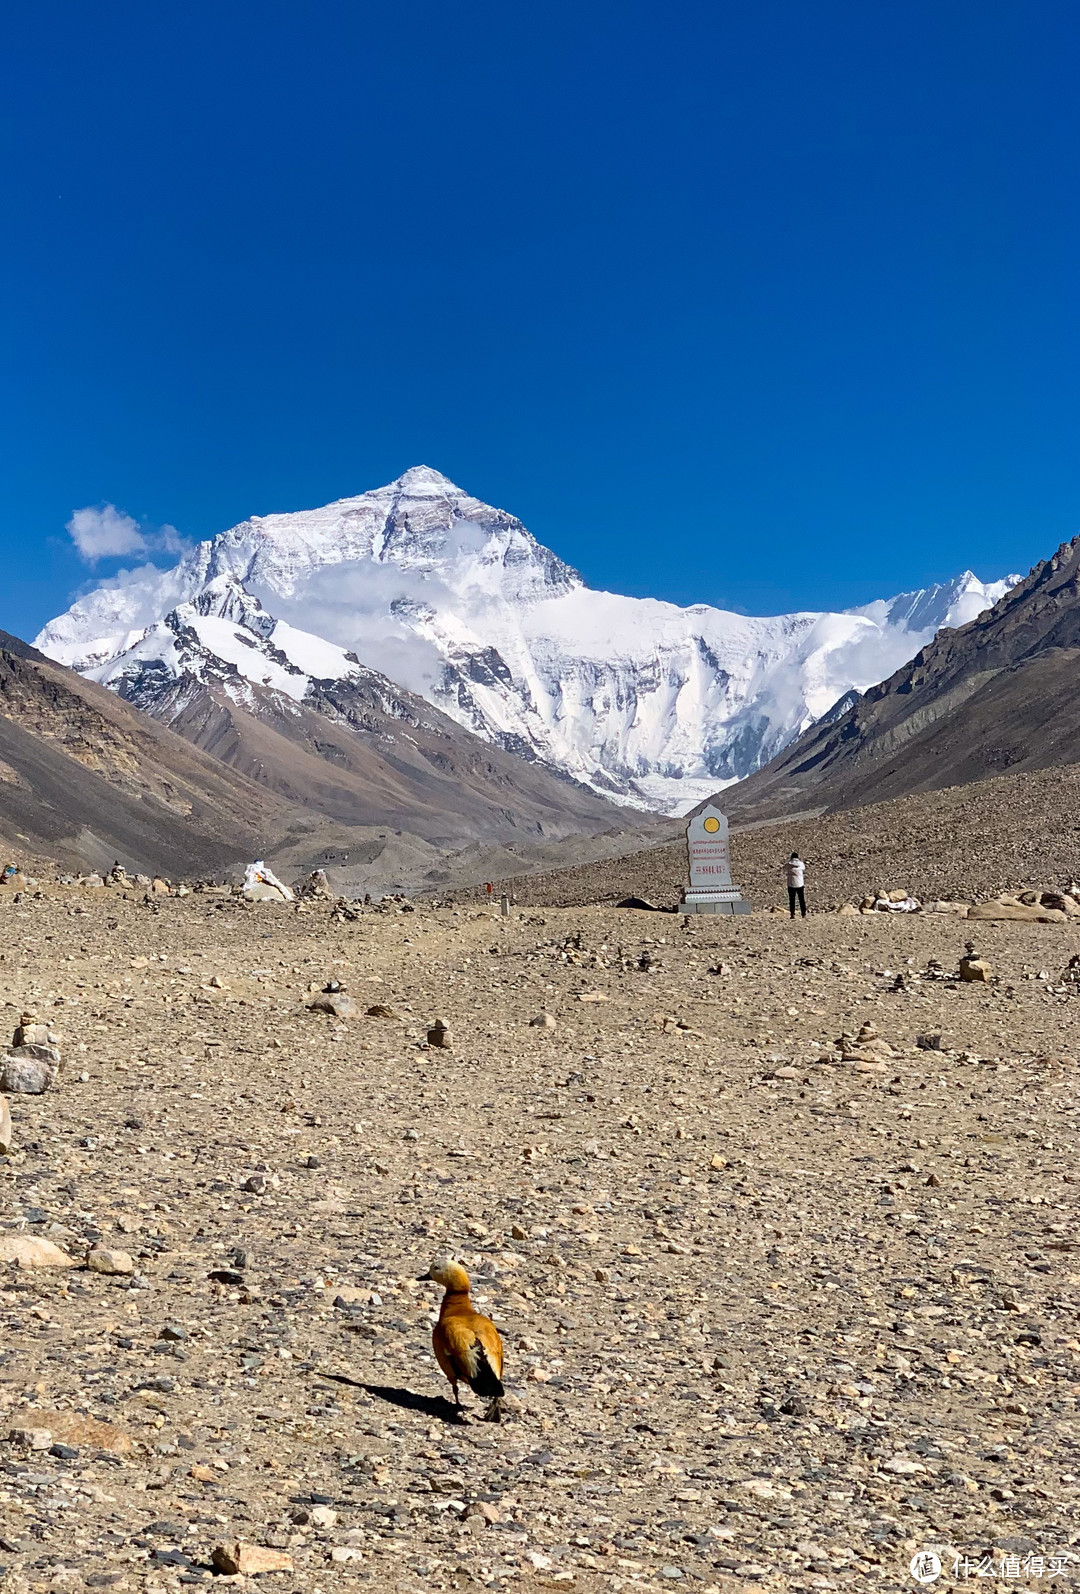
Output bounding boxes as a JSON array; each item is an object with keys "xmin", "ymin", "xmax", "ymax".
[
  {"xmin": 10, "ymin": 1411, "xmax": 133, "ymax": 1455},
  {"xmin": 0, "ymin": 1094, "xmax": 11, "ymax": 1155},
  {"xmin": 87, "ymin": 1246, "xmax": 135, "ymax": 1276},
  {"xmin": 959, "ymin": 943, "xmax": 991, "ymax": 982},
  {"xmin": 209, "ymin": 1267, "xmax": 245, "ymax": 1286},
  {"xmin": 139, "ymin": 1375, "xmax": 176, "ymax": 1394},
  {"xmin": 9, "ymin": 1426, "xmax": 53, "ymax": 1450},
  {"xmin": 13, "ymin": 1013, "xmax": 53, "ymax": 1047},
  {"xmin": 427, "ymin": 1018, "xmax": 452, "ymax": 1048},
  {"xmin": 836, "ymin": 1022, "xmax": 894, "ymax": 1063},
  {"xmin": 308, "ymin": 991, "xmax": 359, "ymax": 1018},
  {"xmin": 211, "ymin": 1542, "xmax": 294, "ymax": 1575},
  {"xmin": 466, "ymin": 1500, "xmax": 501, "ymax": 1523},
  {"xmin": 529, "ymin": 1012, "xmax": 557, "ymax": 1029}
]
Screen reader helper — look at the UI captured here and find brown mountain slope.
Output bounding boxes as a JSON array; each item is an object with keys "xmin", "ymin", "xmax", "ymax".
[
  {"xmin": 0, "ymin": 632, "xmax": 296, "ymax": 875},
  {"xmin": 119, "ymin": 665, "xmax": 643, "ymax": 849},
  {"xmin": 0, "ymin": 629, "xmax": 650, "ymax": 887},
  {"xmin": 722, "ymin": 534, "xmax": 1080, "ymax": 825}
]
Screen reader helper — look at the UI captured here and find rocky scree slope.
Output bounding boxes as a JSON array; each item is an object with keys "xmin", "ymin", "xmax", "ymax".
[
  {"xmin": 448, "ymin": 760, "xmax": 1080, "ymax": 912},
  {"xmin": 719, "ymin": 534, "xmax": 1080, "ymax": 825},
  {"xmin": 37, "ymin": 466, "xmax": 1017, "ymax": 814}
]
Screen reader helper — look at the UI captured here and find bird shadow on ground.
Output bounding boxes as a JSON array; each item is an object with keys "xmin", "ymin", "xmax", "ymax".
[{"xmin": 315, "ymin": 1370, "xmax": 462, "ymax": 1424}]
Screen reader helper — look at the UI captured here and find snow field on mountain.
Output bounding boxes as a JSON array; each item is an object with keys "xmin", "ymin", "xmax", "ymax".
[{"xmin": 37, "ymin": 467, "xmax": 1019, "ymax": 814}]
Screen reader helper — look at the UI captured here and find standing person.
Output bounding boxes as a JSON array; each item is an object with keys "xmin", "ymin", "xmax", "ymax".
[{"xmin": 785, "ymin": 851, "xmax": 806, "ymax": 919}]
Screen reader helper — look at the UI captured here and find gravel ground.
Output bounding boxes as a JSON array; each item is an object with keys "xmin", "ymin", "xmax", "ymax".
[{"xmin": 0, "ymin": 883, "xmax": 1078, "ymax": 1593}]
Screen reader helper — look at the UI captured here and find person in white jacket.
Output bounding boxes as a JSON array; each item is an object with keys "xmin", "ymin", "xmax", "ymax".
[{"xmin": 785, "ymin": 852, "xmax": 806, "ymax": 919}]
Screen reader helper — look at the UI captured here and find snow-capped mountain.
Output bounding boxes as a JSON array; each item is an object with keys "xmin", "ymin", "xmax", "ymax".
[{"xmin": 37, "ymin": 466, "xmax": 1019, "ymax": 814}]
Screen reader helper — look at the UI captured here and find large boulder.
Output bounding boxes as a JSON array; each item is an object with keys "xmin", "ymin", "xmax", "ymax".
[
  {"xmin": 0, "ymin": 1236, "xmax": 77, "ymax": 1270},
  {"xmin": 244, "ymin": 881, "xmax": 290, "ymax": 903},
  {"xmin": 968, "ymin": 898, "xmax": 1067, "ymax": 923},
  {"xmin": 0, "ymin": 1046, "xmax": 60, "ymax": 1093}
]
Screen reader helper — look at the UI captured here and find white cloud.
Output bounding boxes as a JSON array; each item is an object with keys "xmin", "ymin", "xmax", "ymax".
[
  {"xmin": 253, "ymin": 561, "xmax": 450, "ymax": 695},
  {"xmin": 158, "ymin": 523, "xmax": 186, "ymax": 555},
  {"xmin": 66, "ymin": 504, "xmax": 193, "ymax": 564},
  {"xmin": 67, "ymin": 504, "xmax": 147, "ymax": 561}
]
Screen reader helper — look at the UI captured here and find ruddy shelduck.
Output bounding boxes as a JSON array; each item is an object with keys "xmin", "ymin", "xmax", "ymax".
[{"xmin": 421, "ymin": 1259, "xmax": 505, "ymax": 1421}]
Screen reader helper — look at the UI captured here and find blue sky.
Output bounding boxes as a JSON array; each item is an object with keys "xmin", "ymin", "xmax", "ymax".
[{"xmin": 5, "ymin": 0, "xmax": 1080, "ymax": 635}]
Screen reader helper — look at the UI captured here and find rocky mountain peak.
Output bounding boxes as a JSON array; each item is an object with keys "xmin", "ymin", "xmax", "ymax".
[{"xmin": 389, "ymin": 464, "xmax": 466, "ymax": 495}]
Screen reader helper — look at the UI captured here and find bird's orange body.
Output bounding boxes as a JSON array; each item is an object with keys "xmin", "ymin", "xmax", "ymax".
[{"xmin": 425, "ymin": 1260, "xmax": 505, "ymax": 1419}]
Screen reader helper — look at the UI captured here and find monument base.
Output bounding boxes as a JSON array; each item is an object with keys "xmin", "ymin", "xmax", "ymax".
[{"xmin": 679, "ymin": 890, "xmax": 752, "ymax": 917}]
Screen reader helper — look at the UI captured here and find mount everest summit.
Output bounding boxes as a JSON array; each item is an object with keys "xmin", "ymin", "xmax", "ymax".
[{"xmin": 37, "ymin": 466, "xmax": 1018, "ymax": 814}]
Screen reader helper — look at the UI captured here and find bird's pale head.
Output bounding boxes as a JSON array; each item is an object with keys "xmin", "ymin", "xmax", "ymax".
[{"xmin": 426, "ymin": 1258, "xmax": 471, "ymax": 1292}]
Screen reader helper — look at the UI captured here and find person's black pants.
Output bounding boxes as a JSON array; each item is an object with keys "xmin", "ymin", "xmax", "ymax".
[{"xmin": 788, "ymin": 886, "xmax": 806, "ymax": 918}]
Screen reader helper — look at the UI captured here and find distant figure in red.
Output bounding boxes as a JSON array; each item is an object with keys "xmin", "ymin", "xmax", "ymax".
[{"xmin": 785, "ymin": 852, "xmax": 806, "ymax": 919}]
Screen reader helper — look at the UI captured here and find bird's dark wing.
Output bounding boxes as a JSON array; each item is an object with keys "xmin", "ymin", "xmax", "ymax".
[{"xmin": 466, "ymin": 1338, "xmax": 505, "ymax": 1399}]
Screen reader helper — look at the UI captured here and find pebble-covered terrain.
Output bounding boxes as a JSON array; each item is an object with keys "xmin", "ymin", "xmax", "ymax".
[{"xmin": 0, "ymin": 881, "xmax": 1078, "ymax": 1593}]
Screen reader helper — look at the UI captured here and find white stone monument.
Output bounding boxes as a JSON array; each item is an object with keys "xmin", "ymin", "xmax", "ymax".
[{"xmin": 678, "ymin": 805, "xmax": 750, "ymax": 916}]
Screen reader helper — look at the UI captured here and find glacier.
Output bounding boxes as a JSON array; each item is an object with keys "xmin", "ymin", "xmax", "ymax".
[{"xmin": 36, "ymin": 466, "xmax": 1019, "ymax": 815}]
